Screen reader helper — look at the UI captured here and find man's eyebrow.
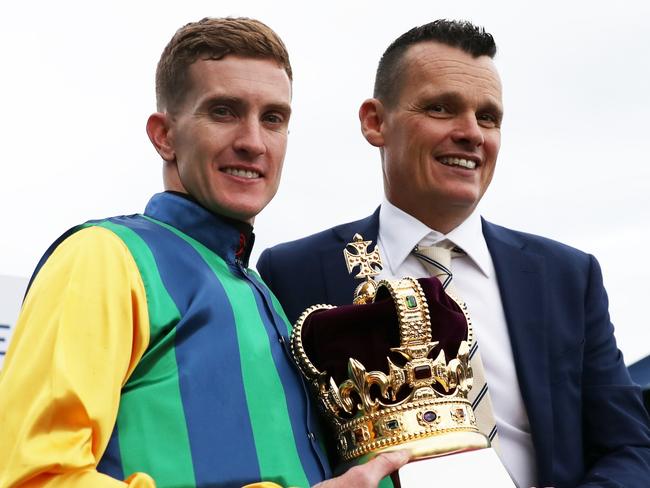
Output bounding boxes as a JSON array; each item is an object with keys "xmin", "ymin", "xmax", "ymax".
[
  {"xmin": 197, "ymin": 96, "xmax": 291, "ymax": 115},
  {"xmin": 265, "ymin": 102, "xmax": 292, "ymax": 117},
  {"xmin": 198, "ymin": 95, "xmax": 243, "ymax": 110}
]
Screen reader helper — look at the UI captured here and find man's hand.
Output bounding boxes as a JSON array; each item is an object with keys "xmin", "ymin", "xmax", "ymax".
[{"xmin": 314, "ymin": 451, "xmax": 410, "ymax": 488}]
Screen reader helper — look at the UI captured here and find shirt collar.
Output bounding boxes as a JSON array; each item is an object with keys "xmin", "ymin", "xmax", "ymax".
[
  {"xmin": 144, "ymin": 192, "xmax": 255, "ymax": 267},
  {"xmin": 378, "ymin": 199, "xmax": 433, "ymax": 275},
  {"xmin": 444, "ymin": 210, "xmax": 491, "ymax": 278},
  {"xmin": 378, "ymin": 198, "xmax": 491, "ymax": 278}
]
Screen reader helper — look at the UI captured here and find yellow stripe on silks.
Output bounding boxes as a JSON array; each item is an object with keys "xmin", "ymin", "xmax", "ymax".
[{"xmin": 0, "ymin": 226, "xmax": 153, "ymax": 487}]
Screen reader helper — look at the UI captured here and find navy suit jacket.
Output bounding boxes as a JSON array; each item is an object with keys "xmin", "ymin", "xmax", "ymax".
[{"xmin": 258, "ymin": 209, "xmax": 650, "ymax": 488}]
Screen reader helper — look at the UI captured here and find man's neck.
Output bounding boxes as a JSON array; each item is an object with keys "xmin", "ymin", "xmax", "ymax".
[{"xmin": 387, "ymin": 199, "xmax": 473, "ymax": 235}]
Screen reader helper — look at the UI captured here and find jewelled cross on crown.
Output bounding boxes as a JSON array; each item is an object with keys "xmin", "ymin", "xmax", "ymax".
[
  {"xmin": 344, "ymin": 233, "xmax": 383, "ymax": 279},
  {"xmin": 343, "ymin": 233, "xmax": 383, "ymax": 304}
]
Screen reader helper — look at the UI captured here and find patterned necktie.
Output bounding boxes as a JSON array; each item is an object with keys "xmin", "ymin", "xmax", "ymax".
[{"xmin": 413, "ymin": 241, "xmax": 499, "ymax": 448}]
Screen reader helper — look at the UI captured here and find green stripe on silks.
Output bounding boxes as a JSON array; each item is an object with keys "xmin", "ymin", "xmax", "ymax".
[
  {"xmin": 98, "ymin": 221, "xmax": 197, "ymax": 486},
  {"xmin": 379, "ymin": 475, "xmax": 395, "ymax": 488},
  {"xmin": 153, "ymin": 219, "xmax": 310, "ymax": 488},
  {"xmin": 251, "ymin": 266, "xmax": 395, "ymax": 488},
  {"xmin": 252, "ymin": 269, "xmax": 338, "ymax": 478}
]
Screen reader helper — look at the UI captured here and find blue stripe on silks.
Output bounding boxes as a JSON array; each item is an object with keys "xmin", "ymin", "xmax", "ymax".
[
  {"xmin": 97, "ymin": 424, "xmax": 125, "ymax": 480},
  {"xmin": 246, "ymin": 275, "xmax": 330, "ymax": 485},
  {"xmin": 113, "ymin": 216, "xmax": 260, "ymax": 487}
]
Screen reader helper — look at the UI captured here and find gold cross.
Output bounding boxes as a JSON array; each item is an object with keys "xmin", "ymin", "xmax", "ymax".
[{"xmin": 343, "ymin": 233, "xmax": 383, "ymax": 280}]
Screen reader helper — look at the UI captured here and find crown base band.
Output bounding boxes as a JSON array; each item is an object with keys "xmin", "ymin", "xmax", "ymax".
[
  {"xmin": 334, "ymin": 431, "xmax": 490, "ymax": 477},
  {"xmin": 336, "ymin": 398, "xmax": 488, "ymax": 461}
]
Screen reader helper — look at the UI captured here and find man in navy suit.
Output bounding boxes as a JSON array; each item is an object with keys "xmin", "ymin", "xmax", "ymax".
[{"xmin": 258, "ymin": 20, "xmax": 650, "ymax": 488}]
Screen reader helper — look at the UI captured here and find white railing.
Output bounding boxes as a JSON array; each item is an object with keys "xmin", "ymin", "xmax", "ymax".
[{"xmin": 0, "ymin": 275, "xmax": 28, "ymax": 369}]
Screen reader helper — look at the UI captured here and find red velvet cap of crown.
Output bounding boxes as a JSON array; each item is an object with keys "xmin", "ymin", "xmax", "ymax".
[{"xmin": 299, "ymin": 277, "xmax": 468, "ymax": 386}]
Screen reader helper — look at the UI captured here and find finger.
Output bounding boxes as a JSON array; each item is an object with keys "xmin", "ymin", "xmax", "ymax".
[
  {"xmin": 312, "ymin": 451, "xmax": 411, "ymax": 487},
  {"xmin": 370, "ymin": 450, "xmax": 411, "ymax": 476}
]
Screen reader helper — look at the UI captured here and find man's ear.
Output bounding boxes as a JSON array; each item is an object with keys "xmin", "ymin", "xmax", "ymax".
[
  {"xmin": 359, "ymin": 98, "xmax": 385, "ymax": 148},
  {"xmin": 146, "ymin": 112, "xmax": 175, "ymax": 161}
]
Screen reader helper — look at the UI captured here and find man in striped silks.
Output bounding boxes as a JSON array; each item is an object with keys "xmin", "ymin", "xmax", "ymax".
[{"xmin": 0, "ymin": 17, "xmax": 406, "ymax": 488}]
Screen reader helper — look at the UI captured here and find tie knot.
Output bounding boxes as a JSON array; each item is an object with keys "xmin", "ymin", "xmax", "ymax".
[
  {"xmin": 414, "ymin": 240, "xmax": 464, "ymax": 262},
  {"xmin": 412, "ymin": 240, "xmax": 464, "ymax": 289}
]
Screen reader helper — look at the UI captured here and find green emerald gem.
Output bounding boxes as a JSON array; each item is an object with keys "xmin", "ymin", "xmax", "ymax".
[{"xmin": 406, "ymin": 295, "xmax": 417, "ymax": 309}]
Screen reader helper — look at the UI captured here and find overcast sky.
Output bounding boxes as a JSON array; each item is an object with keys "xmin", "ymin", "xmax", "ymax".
[{"xmin": 1, "ymin": 0, "xmax": 648, "ymax": 362}]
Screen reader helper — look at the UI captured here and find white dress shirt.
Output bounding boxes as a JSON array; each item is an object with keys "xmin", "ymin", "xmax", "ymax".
[{"xmin": 376, "ymin": 199, "xmax": 537, "ymax": 488}]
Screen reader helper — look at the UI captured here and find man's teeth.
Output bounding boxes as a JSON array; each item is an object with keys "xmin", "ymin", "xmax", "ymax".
[
  {"xmin": 438, "ymin": 157, "xmax": 477, "ymax": 169},
  {"xmin": 224, "ymin": 168, "xmax": 260, "ymax": 179}
]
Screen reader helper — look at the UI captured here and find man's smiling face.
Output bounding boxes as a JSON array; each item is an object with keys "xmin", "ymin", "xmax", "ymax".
[
  {"xmin": 378, "ymin": 42, "xmax": 503, "ymax": 230},
  {"xmin": 163, "ymin": 55, "xmax": 292, "ymax": 223}
]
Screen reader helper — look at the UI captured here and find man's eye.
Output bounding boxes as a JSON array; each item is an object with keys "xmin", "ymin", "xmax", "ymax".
[
  {"xmin": 211, "ymin": 106, "xmax": 233, "ymax": 118},
  {"xmin": 263, "ymin": 113, "xmax": 284, "ymax": 124},
  {"xmin": 477, "ymin": 113, "xmax": 499, "ymax": 127},
  {"xmin": 426, "ymin": 104, "xmax": 448, "ymax": 115}
]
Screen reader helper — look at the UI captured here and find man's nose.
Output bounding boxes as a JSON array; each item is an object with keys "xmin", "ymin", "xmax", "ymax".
[
  {"xmin": 233, "ymin": 119, "xmax": 266, "ymax": 157},
  {"xmin": 450, "ymin": 113, "xmax": 484, "ymax": 148}
]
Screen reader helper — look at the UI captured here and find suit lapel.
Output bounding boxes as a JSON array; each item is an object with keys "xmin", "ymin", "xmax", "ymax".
[
  {"xmin": 321, "ymin": 209, "xmax": 381, "ymax": 305},
  {"xmin": 482, "ymin": 220, "xmax": 553, "ymax": 484}
]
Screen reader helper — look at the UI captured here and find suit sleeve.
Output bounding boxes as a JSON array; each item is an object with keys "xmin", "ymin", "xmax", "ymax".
[
  {"xmin": 578, "ymin": 255, "xmax": 650, "ymax": 487},
  {"xmin": 0, "ymin": 227, "xmax": 154, "ymax": 487}
]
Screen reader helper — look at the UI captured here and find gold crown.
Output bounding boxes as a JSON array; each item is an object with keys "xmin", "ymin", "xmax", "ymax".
[{"xmin": 290, "ymin": 234, "xmax": 489, "ymax": 465}]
